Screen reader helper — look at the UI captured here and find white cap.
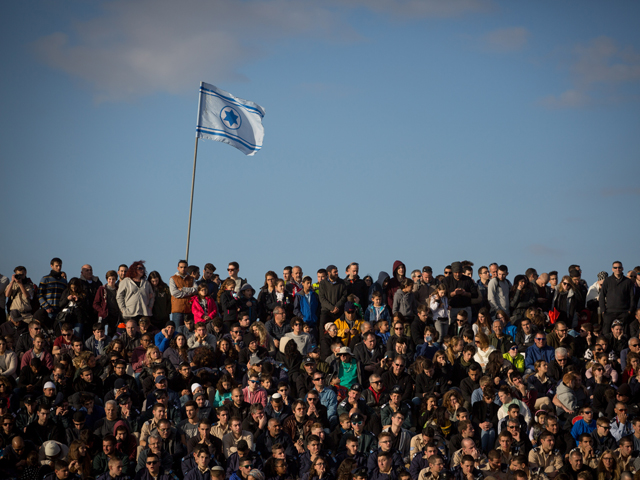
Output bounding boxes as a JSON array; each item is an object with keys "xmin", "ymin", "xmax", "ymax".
[
  {"xmin": 191, "ymin": 383, "xmax": 203, "ymax": 393},
  {"xmin": 43, "ymin": 382, "xmax": 56, "ymax": 390}
]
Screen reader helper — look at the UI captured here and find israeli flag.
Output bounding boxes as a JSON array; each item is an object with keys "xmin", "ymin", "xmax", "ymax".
[{"xmin": 196, "ymin": 82, "xmax": 265, "ymax": 156}]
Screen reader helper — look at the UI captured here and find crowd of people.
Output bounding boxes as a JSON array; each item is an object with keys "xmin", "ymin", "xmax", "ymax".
[{"xmin": 0, "ymin": 257, "xmax": 639, "ymax": 480}]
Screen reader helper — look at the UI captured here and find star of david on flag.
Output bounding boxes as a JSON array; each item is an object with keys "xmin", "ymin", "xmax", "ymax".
[{"xmin": 196, "ymin": 82, "xmax": 265, "ymax": 156}]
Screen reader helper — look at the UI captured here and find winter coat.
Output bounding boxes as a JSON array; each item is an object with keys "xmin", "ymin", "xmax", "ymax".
[
  {"xmin": 190, "ymin": 296, "xmax": 218, "ymax": 323},
  {"xmin": 293, "ymin": 290, "xmax": 320, "ymax": 327},
  {"xmin": 116, "ymin": 278, "xmax": 154, "ymax": 318},
  {"xmin": 369, "ymin": 271, "xmax": 389, "ymax": 303},
  {"xmin": 393, "ymin": 289, "xmax": 416, "ymax": 318},
  {"xmin": 219, "ymin": 290, "xmax": 240, "ymax": 324},
  {"xmin": 510, "ymin": 287, "xmax": 537, "ymax": 323},
  {"xmin": 386, "ymin": 261, "xmax": 406, "ymax": 309}
]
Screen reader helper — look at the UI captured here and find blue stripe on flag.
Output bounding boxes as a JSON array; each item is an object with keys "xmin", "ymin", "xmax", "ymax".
[
  {"xmin": 196, "ymin": 126, "xmax": 261, "ymax": 148},
  {"xmin": 196, "ymin": 128, "xmax": 262, "ymax": 152},
  {"xmin": 200, "ymin": 87, "xmax": 264, "ymax": 117}
]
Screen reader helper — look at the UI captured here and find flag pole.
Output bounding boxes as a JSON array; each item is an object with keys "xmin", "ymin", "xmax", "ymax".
[{"xmin": 185, "ymin": 136, "xmax": 199, "ymax": 262}]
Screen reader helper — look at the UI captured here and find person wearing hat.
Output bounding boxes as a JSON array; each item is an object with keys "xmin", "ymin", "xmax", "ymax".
[
  {"xmin": 318, "ymin": 265, "xmax": 347, "ymax": 335},
  {"xmin": 336, "ymin": 383, "xmax": 367, "ymax": 418},
  {"xmin": 443, "ymin": 261, "xmax": 478, "ymax": 322},
  {"xmin": 606, "ymin": 319, "xmax": 629, "ymax": 355},
  {"xmin": 104, "ymin": 359, "xmax": 139, "ymax": 402},
  {"xmin": 238, "ymin": 333, "xmax": 268, "ymax": 366},
  {"xmin": 295, "ymin": 356, "xmax": 319, "ymax": 398},
  {"xmin": 334, "ymin": 301, "xmax": 364, "ymax": 348},
  {"xmin": 15, "ymin": 394, "xmax": 39, "ymax": 432},
  {"xmin": 0, "ymin": 309, "xmax": 29, "ymax": 344},
  {"xmin": 381, "ymin": 385, "xmax": 413, "ymax": 430},
  {"xmin": 338, "ymin": 412, "xmax": 376, "ymax": 454},
  {"xmin": 331, "ymin": 346, "xmax": 362, "ymax": 390},
  {"xmin": 38, "ymin": 380, "xmax": 59, "ymax": 410},
  {"xmin": 39, "ymin": 440, "xmax": 70, "ymax": 469},
  {"xmin": 264, "ymin": 392, "xmax": 291, "ymax": 423}
]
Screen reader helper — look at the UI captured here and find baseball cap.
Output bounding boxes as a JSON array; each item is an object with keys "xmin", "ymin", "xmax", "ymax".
[
  {"xmin": 344, "ymin": 301, "xmax": 356, "ymax": 313},
  {"xmin": 304, "ymin": 357, "xmax": 316, "ymax": 365},
  {"xmin": 350, "ymin": 383, "xmax": 363, "ymax": 392}
]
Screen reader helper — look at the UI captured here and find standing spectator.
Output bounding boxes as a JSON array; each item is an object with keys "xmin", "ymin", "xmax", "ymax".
[
  {"xmin": 488, "ymin": 265, "xmax": 511, "ymax": 317},
  {"xmin": 38, "ymin": 258, "xmax": 68, "ymax": 324},
  {"xmin": 79, "ymin": 265, "xmax": 102, "ymax": 325},
  {"xmin": 386, "ymin": 261, "xmax": 407, "ymax": 309},
  {"xmin": 318, "ymin": 265, "xmax": 347, "ymax": 334},
  {"xmin": 345, "ymin": 262, "xmax": 369, "ymax": 310},
  {"xmin": 600, "ymin": 261, "xmax": 635, "ymax": 333},
  {"xmin": 168, "ymin": 260, "xmax": 198, "ymax": 326},
  {"xmin": 197, "ymin": 263, "xmax": 219, "ymax": 299},
  {"xmin": 116, "ymin": 261, "xmax": 154, "ymax": 322},
  {"xmin": 93, "ymin": 270, "xmax": 121, "ymax": 336},
  {"xmin": 226, "ymin": 262, "xmax": 247, "ymax": 294},
  {"xmin": 148, "ymin": 271, "xmax": 171, "ymax": 329},
  {"xmin": 442, "ymin": 262, "xmax": 478, "ymax": 322},
  {"xmin": 4, "ymin": 266, "xmax": 36, "ymax": 322}
]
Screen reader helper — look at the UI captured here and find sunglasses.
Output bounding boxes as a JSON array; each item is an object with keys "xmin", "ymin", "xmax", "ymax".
[{"xmin": 146, "ymin": 461, "xmax": 159, "ymax": 465}]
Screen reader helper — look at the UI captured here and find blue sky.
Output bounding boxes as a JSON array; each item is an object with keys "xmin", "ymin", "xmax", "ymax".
[{"xmin": 1, "ymin": 0, "xmax": 639, "ymax": 287}]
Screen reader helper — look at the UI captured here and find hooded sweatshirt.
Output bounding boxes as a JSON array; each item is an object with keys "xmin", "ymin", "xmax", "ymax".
[{"xmin": 386, "ymin": 261, "xmax": 406, "ymax": 309}]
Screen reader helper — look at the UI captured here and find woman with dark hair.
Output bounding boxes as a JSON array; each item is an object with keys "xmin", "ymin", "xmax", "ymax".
[
  {"xmin": 301, "ymin": 455, "xmax": 331, "ymax": 480},
  {"xmin": 212, "ymin": 374, "xmax": 236, "ymax": 406},
  {"xmin": 552, "ymin": 275, "xmax": 580, "ymax": 328},
  {"xmin": 116, "ymin": 261, "xmax": 154, "ymax": 322},
  {"xmin": 485, "ymin": 350, "xmax": 508, "ymax": 382},
  {"xmin": 163, "ymin": 333, "xmax": 189, "ymax": 368},
  {"xmin": 92, "ymin": 270, "xmax": 122, "ymax": 336},
  {"xmin": 510, "ymin": 275, "xmax": 537, "ymax": 324},
  {"xmin": 58, "ymin": 277, "xmax": 90, "ymax": 339},
  {"xmin": 148, "ymin": 270, "xmax": 171, "ymax": 329},
  {"xmin": 212, "ymin": 337, "xmax": 237, "ymax": 365},
  {"xmin": 418, "ymin": 394, "xmax": 438, "ymax": 429},
  {"xmin": 257, "ymin": 270, "xmax": 278, "ymax": 322},
  {"xmin": 218, "ymin": 279, "xmax": 240, "ymax": 328}
]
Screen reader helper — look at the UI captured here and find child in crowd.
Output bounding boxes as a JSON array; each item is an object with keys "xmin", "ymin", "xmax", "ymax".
[
  {"xmin": 192, "ymin": 283, "xmax": 218, "ymax": 324},
  {"xmin": 239, "ymin": 284, "xmax": 259, "ymax": 322},
  {"xmin": 346, "ymin": 293, "xmax": 364, "ymax": 319},
  {"xmin": 376, "ymin": 318, "xmax": 390, "ymax": 346},
  {"xmin": 365, "ymin": 291, "xmax": 391, "ymax": 324},
  {"xmin": 393, "ymin": 278, "xmax": 417, "ymax": 321}
]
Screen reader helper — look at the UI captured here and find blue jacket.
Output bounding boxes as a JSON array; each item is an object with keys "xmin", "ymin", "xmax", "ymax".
[
  {"xmin": 571, "ymin": 418, "xmax": 597, "ymax": 441},
  {"xmin": 365, "ymin": 304, "xmax": 391, "ymax": 324},
  {"xmin": 294, "ymin": 290, "xmax": 320, "ymax": 326},
  {"xmin": 155, "ymin": 331, "xmax": 174, "ymax": 353},
  {"xmin": 525, "ymin": 344, "xmax": 555, "ymax": 371}
]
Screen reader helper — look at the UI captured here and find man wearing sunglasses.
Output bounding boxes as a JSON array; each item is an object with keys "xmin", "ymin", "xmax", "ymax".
[
  {"xmin": 600, "ymin": 261, "xmax": 635, "ymax": 333},
  {"xmin": 339, "ymin": 412, "xmax": 376, "ymax": 454}
]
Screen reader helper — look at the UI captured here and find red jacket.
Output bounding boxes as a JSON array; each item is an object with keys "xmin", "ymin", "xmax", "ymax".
[{"xmin": 190, "ymin": 297, "xmax": 218, "ymax": 323}]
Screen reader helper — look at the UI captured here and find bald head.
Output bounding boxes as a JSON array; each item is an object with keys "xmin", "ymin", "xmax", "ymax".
[{"xmin": 12, "ymin": 436, "xmax": 24, "ymax": 449}]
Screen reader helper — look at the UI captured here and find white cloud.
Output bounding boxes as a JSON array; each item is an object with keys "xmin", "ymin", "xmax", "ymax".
[
  {"xmin": 541, "ymin": 36, "xmax": 640, "ymax": 108},
  {"xmin": 31, "ymin": 0, "xmax": 487, "ymax": 101},
  {"xmin": 482, "ymin": 26, "xmax": 529, "ymax": 52}
]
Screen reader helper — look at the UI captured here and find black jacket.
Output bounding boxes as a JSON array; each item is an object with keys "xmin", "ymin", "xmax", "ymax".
[
  {"xmin": 345, "ymin": 275, "xmax": 370, "ymax": 310},
  {"xmin": 600, "ymin": 275, "xmax": 635, "ymax": 313},
  {"xmin": 318, "ymin": 278, "xmax": 347, "ymax": 314},
  {"xmin": 442, "ymin": 275, "xmax": 478, "ymax": 309}
]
